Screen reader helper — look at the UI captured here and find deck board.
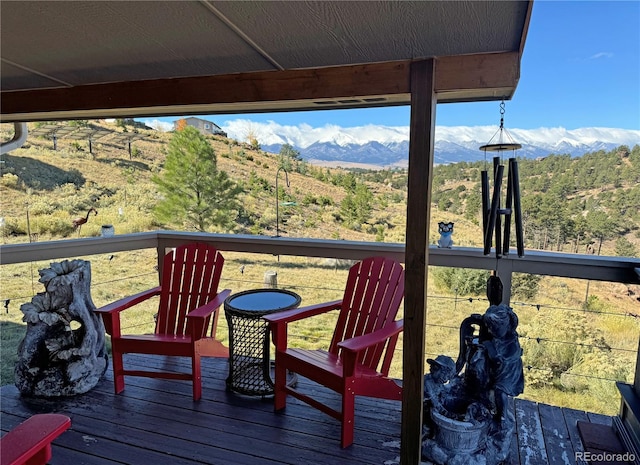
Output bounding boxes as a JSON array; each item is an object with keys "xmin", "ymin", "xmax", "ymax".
[
  {"xmin": 0, "ymin": 354, "xmax": 613, "ymax": 465},
  {"xmin": 516, "ymin": 398, "xmax": 550, "ymax": 465},
  {"xmin": 562, "ymin": 407, "xmax": 590, "ymax": 456},
  {"xmin": 539, "ymin": 402, "xmax": 575, "ymax": 465}
]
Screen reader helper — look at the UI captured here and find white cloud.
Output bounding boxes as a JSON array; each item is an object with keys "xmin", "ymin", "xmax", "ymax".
[
  {"xmin": 588, "ymin": 52, "xmax": 613, "ymax": 60},
  {"xmin": 220, "ymin": 119, "xmax": 640, "ymax": 149},
  {"xmin": 143, "ymin": 119, "xmax": 174, "ymax": 132},
  {"xmin": 221, "ymin": 120, "xmax": 409, "ymax": 148}
]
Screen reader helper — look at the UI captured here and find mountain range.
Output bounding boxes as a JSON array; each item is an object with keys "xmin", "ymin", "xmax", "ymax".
[
  {"xmin": 143, "ymin": 118, "xmax": 639, "ymax": 168},
  {"xmin": 240, "ymin": 123, "xmax": 639, "ymax": 168}
]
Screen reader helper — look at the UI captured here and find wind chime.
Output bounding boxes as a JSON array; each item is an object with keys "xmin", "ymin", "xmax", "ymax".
[{"xmin": 479, "ymin": 101, "xmax": 525, "ymax": 304}]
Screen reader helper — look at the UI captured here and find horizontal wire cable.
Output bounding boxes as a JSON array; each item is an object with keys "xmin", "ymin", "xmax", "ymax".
[
  {"xmin": 426, "ymin": 293, "xmax": 635, "ymax": 318},
  {"xmin": 423, "ymin": 351, "xmax": 628, "ymax": 383}
]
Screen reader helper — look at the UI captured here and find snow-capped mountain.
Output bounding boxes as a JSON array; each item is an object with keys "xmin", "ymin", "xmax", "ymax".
[
  {"xmin": 145, "ymin": 117, "xmax": 639, "ymax": 167},
  {"xmin": 254, "ymin": 123, "xmax": 639, "ymax": 167}
]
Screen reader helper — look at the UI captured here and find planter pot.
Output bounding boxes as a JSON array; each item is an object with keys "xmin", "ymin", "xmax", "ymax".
[
  {"xmin": 101, "ymin": 225, "xmax": 114, "ymax": 237},
  {"xmin": 431, "ymin": 409, "xmax": 489, "ymax": 454}
]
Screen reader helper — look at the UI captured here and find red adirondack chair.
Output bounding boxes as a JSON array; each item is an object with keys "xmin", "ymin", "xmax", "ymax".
[
  {"xmin": 96, "ymin": 243, "xmax": 230, "ymax": 400},
  {"xmin": 0, "ymin": 414, "xmax": 71, "ymax": 465},
  {"xmin": 265, "ymin": 256, "xmax": 405, "ymax": 447}
]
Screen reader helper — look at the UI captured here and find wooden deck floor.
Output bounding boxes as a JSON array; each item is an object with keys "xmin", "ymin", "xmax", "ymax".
[{"xmin": 1, "ymin": 354, "xmax": 613, "ymax": 465}]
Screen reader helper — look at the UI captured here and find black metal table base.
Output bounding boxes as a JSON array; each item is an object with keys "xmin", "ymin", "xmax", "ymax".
[{"xmin": 224, "ymin": 289, "xmax": 301, "ymax": 397}]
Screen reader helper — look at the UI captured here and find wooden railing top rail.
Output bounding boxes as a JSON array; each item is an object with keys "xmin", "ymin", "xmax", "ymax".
[{"xmin": 1, "ymin": 231, "xmax": 639, "ymax": 285}]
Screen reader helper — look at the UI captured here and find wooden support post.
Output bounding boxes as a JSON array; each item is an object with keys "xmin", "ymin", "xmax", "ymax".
[{"xmin": 401, "ymin": 58, "xmax": 436, "ymax": 465}]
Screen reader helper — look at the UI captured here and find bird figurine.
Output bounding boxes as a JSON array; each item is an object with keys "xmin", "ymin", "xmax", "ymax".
[{"xmin": 72, "ymin": 208, "xmax": 98, "ymax": 234}]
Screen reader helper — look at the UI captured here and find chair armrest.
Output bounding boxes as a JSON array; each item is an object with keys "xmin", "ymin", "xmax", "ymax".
[
  {"xmin": 266, "ymin": 300, "xmax": 342, "ymax": 351},
  {"xmin": 264, "ymin": 299, "xmax": 342, "ymax": 325},
  {"xmin": 0, "ymin": 413, "xmax": 71, "ymax": 465},
  {"xmin": 187, "ymin": 289, "xmax": 231, "ymax": 340},
  {"xmin": 187, "ymin": 289, "xmax": 231, "ymax": 319},
  {"xmin": 94, "ymin": 286, "xmax": 161, "ymax": 337},
  {"xmin": 94, "ymin": 286, "xmax": 161, "ymax": 315},
  {"xmin": 338, "ymin": 319, "xmax": 404, "ymax": 354}
]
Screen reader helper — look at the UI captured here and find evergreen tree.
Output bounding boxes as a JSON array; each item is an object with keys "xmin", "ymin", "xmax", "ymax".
[
  {"xmin": 614, "ymin": 237, "xmax": 638, "ymax": 257},
  {"xmin": 340, "ymin": 182, "xmax": 373, "ymax": 226},
  {"xmin": 279, "ymin": 143, "xmax": 301, "ymax": 161},
  {"xmin": 152, "ymin": 126, "xmax": 242, "ymax": 232},
  {"xmin": 278, "ymin": 143, "xmax": 302, "ymax": 173}
]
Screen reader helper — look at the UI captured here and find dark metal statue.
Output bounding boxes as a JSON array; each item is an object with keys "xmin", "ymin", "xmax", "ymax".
[
  {"xmin": 422, "ymin": 277, "xmax": 525, "ymax": 465},
  {"xmin": 456, "ymin": 303, "xmax": 524, "ymax": 427}
]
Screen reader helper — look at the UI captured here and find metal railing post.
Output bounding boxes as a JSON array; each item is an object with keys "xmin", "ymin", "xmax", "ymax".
[{"xmin": 495, "ymin": 258, "xmax": 513, "ymax": 306}]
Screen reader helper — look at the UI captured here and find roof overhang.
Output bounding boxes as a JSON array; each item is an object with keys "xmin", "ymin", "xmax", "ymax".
[{"xmin": 0, "ymin": 1, "xmax": 532, "ymax": 122}]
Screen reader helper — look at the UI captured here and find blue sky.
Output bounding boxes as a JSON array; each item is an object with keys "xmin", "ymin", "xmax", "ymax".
[{"xmin": 144, "ymin": 1, "xmax": 639, "ymax": 132}]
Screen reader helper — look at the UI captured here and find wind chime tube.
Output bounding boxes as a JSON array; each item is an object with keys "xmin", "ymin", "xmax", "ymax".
[
  {"xmin": 493, "ymin": 157, "xmax": 502, "ymax": 259},
  {"xmin": 481, "ymin": 170, "xmax": 490, "ymax": 254},
  {"xmin": 484, "ymin": 164, "xmax": 504, "ymax": 256},
  {"xmin": 503, "ymin": 159, "xmax": 515, "ymax": 255},
  {"xmin": 511, "ymin": 159, "xmax": 525, "ymax": 257}
]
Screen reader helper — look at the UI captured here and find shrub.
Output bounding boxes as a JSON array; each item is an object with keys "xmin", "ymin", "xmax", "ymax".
[
  {"xmin": 0, "ymin": 173, "xmax": 22, "ymax": 189},
  {"xmin": 0, "ymin": 217, "xmax": 24, "ymax": 236},
  {"xmin": 432, "ymin": 267, "xmax": 489, "ymax": 296},
  {"xmin": 31, "ymin": 212, "xmax": 76, "ymax": 237},
  {"xmin": 512, "ymin": 273, "xmax": 541, "ymax": 300},
  {"xmin": 28, "ymin": 198, "xmax": 57, "ymax": 216},
  {"xmin": 318, "ymin": 196, "xmax": 334, "ymax": 206},
  {"xmin": 302, "ymin": 193, "xmax": 317, "ymax": 206},
  {"xmin": 519, "ymin": 310, "xmax": 619, "ymax": 394},
  {"xmin": 614, "ymin": 236, "xmax": 638, "ymax": 257}
]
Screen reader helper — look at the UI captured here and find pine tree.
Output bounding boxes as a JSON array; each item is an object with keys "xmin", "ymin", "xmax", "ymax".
[{"xmin": 152, "ymin": 126, "xmax": 242, "ymax": 232}]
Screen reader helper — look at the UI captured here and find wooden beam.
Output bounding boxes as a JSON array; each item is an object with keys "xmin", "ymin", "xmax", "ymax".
[
  {"xmin": 435, "ymin": 52, "xmax": 520, "ymax": 100},
  {"xmin": 0, "ymin": 61, "xmax": 409, "ymax": 122},
  {"xmin": 1, "ymin": 53, "xmax": 519, "ymax": 122},
  {"xmin": 401, "ymin": 59, "xmax": 436, "ymax": 465},
  {"xmin": 519, "ymin": 1, "xmax": 535, "ymax": 56}
]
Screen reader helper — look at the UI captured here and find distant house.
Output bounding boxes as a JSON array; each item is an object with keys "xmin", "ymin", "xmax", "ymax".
[{"xmin": 175, "ymin": 117, "xmax": 227, "ymax": 137}]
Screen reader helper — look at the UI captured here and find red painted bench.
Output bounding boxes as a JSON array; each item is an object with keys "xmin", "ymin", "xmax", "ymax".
[{"xmin": 1, "ymin": 414, "xmax": 71, "ymax": 465}]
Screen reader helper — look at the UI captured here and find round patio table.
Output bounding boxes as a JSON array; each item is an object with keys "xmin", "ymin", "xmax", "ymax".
[{"xmin": 224, "ymin": 288, "xmax": 301, "ymax": 396}]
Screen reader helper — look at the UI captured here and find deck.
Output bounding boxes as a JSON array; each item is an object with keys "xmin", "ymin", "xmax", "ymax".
[{"xmin": 1, "ymin": 354, "xmax": 613, "ymax": 465}]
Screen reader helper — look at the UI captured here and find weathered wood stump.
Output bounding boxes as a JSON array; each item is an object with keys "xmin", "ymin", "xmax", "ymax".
[
  {"xmin": 15, "ymin": 259, "xmax": 108, "ymax": 397},
  {"xmin": 264, "ymin": 270, "xmax": 278, "ymax": 288}
]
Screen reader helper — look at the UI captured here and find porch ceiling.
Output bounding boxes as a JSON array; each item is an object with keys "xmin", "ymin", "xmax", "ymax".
[{"xmin": 0, "ymin": 1, "xmax": 532, "ymax": 122}]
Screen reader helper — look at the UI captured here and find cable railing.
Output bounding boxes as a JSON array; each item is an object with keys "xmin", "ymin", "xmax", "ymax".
[{"xmin": 1, "ymin": 231, "xmax": 638, "ymax": 416}]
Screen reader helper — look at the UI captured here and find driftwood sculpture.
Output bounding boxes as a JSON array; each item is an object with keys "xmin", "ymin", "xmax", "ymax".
[{"xmin": 15, "ymin": 259, "xmax": 108, "ymax": 397}]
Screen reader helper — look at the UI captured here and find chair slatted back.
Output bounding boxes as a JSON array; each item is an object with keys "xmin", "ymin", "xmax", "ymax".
[
  {"xmin": 329, "ymin": 257, "xmax": 404, "ymax": 372},
  {"xmin": 155, "ymin": 243, "xmax": 225, "ymax": 337}
]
